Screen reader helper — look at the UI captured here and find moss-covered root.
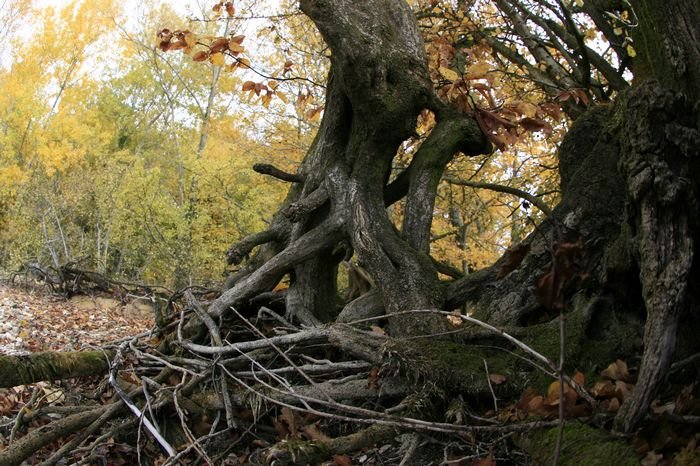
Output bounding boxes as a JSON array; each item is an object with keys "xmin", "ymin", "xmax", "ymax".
[
  {"xmin": 0, "ymin": 350, "xmax": 112, "ymax": 388},
  {"xmin": 264, "ymin": 424, "xmax": 396, "ymax": 465},
  {"xmin": 517, "ymin": 423, "xmax": 641, "ymax": 466}
]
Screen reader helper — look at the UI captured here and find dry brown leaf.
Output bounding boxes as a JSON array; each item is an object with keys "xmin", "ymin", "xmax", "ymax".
[
  {"xmin": 591, "ymin": 380, "xmax": 617, "ymax": 398},
  {"xmin": 279, "ymin": 407, "xmax": 299, "ymax": 436},
  {"xmin": 601, "ymin": 359, "xmax": 630, "ymax": 382},
  {"xmin": 332, "ymin": 455, "xmax": 353, "ymax": 466},
  {"xmin": 607, "ymin": 397, "xmax": 620, "ymax": 412},
  {"xmin": 488, "ymin": 373, "xmax": 507, "ymax": 385},
  {"xmin": 302, "ymin": 423, "xmax": 331, "ymax": 442}
]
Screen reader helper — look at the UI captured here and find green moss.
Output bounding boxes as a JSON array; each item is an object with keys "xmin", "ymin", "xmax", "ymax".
[
  {"xmin": 269, "ymin": 439, "xmax": 330, "ymax": 465},
  {"xmin": 386, "ymin": 338, "xmax": 520, "ymax": 398},
  {"xmin": 519, "ymin": 294, "xmax": 596, "ymax": 391},
  {"xmin": 673, "ymin": 445, "xmax": 700, "ymax": 466},
  {"xmin": 523, "ymin": 423, "xmax": 640, "ymax": 466}
]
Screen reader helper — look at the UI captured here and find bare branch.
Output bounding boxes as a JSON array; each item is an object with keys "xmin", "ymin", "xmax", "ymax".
[
  {"xmin": 443, "ymin": 176, "xmax": 554, "ymax": 217},
  {"xmin": 253, "ymin": 163, "xmax": 304, "ymax": 183}
]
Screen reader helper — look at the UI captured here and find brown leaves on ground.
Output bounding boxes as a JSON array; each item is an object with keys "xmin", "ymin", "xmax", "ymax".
[
  {"xmin": 0, "ymin": 284, "xmax": 153, "ymax": 355},
  {"xmin": 510, "ymin": 370, "xmax": 591, "ymax": 420}
]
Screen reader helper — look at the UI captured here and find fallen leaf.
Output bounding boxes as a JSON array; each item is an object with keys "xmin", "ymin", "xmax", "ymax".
[
  {"xmin": 332, "ymin": 455, "xmax": 353, "ymax": 466},
  {"xmin": 302, "ymin": 423, "xmax": 331, "ymax": 442},
  {"xmin": 601, "ymin": 359, "xmax": 631, "ymax": 382},
  {"xmin": 438, "ymin": 66, "xmax": 460, "ymax": 81},
  {"xmin": 607, "ymin": 397, "xmax": 620, "ymax": 412}
]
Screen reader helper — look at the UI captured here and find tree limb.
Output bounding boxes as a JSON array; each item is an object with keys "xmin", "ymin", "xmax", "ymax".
[
  {"xmin": 443, "ymin": 176, "xmax": 554, "ymax": 217},
  {"xmin": 253, "ymin": 163, "xmax": 304, "ymax": 183}
]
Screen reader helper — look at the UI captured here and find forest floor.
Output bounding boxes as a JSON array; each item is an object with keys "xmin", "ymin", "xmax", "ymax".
[
  {"xmin": 0, "ymin": 283, "xmax": 153, "ymax": 355},
  {"xmin": 1, "ymin": 282, "xmax": 698, "ymax": 465}
]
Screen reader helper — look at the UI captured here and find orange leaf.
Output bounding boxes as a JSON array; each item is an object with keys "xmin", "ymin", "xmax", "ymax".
[
  {"xmin": 225, "ymin": 1, "xmax": 235, "ymax": 16},
  {"xmin": 192, "ymin": 51, "xmax": 209, "ymax": 62},
  {"xmin": 367, "ymin": 367, "xmax": 380, "ymax": 390},
  {"xmin": 228, "ymin": 42, "xmax": 245, "ymax": 54},
  {"xmin": 591, "ymin": 380, "xmax": 617, "ymax": 398},
  {"xmin": 601, "ymin": 359, "xmax": 630, "ymax": 382},
  {"xmin": 279, "ymin": 407, "xmax": 298, "ymax": 436},
  {"xmin": 520, "ymin": 117, "xmax": 553, "ymax": 137},
  {"xmin": 332, "ymin": 455, "xmax": 353, "ymax": 466},
  {"xmin": 472, "ymin": 455, "xmax": 496, "ymax": 466},
  {"xmin": 242, "ymin": 81, "xmax": 256, "ymax": 92},
  {"xmin": 183, "ymin": 32, "xmax": 197, "ymax": 48},
  {"xmin": 209, "ymin": 37, "xmax": 229, "ymax": 53}
]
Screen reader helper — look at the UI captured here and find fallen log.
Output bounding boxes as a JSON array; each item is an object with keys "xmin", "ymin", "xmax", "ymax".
[{"xmin": 0, "ymin": 350, "xmax": 112, "ymax": 388}]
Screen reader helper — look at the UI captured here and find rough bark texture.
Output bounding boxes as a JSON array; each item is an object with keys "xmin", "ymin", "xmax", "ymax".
[
  {"xmin": 211, "ymin": 0, "xmax": 489, "ymax": 337},
  {"xmin": 211, "ymin": 0, "xmax": 699, "ymax": 434}
]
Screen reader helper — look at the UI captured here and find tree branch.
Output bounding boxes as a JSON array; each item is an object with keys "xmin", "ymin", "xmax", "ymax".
[
  {"xmin": 253, "ymin": 163, "xmax": 304, "ymax": 183},
  {"xmin": 443, "ymin": 177, "xmax": 554, "ymax": 217}
]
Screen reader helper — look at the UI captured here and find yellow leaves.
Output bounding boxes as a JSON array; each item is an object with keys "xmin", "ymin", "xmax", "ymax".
[
  {"xmin": 0, "ymin": 165, "xmax": 27, "ymax": 196},
  {"xmin": 209, "ymin": 52, "xmax": 225, "ymax": 66},
  {"xmin": 305, "ymin": 105, "xmax": 324, "ymax": 121},
  {"xmin": 626, "ymin": 44, "xmax": 636, "ymax": 57},
  {"xmin": 438, "ymin": 66, "xmax": 460, "ymax": 81},
  {"xmin": 466, "ymin": 62, "xmax": 490, "ymax": 78},
  {"xmin": 511, "ymin": 101, "xmax": 538, "ymax": 118},
  {"xmin": 275, "ymin": 91, "xmax": 288, "ymax": 104},
  {"xmin": 242, "ymin": 80, "xmax": 289, "ymax": 107}
]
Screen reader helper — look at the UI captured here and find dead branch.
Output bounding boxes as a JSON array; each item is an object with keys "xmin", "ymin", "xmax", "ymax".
[
  {"xmin": 253, "ymin": 163, "xmax": 304, "ymax": 183},
  {"xmin": 211, "ymin": 215, "xmax": 344, "ymax": 317},
  {"xmin": 226, "ymin": 228, "xmax": 281, "ymax": 265},
  {"xmin": 443, "ymin": 177, "xmax": 554, "ymax": 217},
  {"xmin": 0, "ymin": 406, "xmax": 110, "ymax": 466}
]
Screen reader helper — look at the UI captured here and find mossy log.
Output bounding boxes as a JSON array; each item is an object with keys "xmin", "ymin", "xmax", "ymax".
[
  {"xmin": 0, "ymin": 350, "xmax": 112, "ymax": 388},
  {"xmin": 517, "ymin": 423, "xmax": 641, "ymax": 466}
]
